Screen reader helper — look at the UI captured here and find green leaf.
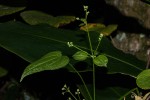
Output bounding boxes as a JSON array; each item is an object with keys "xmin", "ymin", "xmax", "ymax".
[
  {"xmin": 78, "ymin": 84, "xmax": 132, "ymax": 100},
  {"xmin": 93, "ymin": 55, "xmax": 108, "ymax": 67},
  {"xmin": 0, "ymin": 5, "xmax": 25, "ymax": 17},
  {"xmin": 136, "ymin": 69, "xmax": 150, "ymax": 89},
  {"xmin": 54, "ymin": 15, "xmax": 76, "ymax": 27},
  {"xmin": 0, "ymin": 67, "xmax": 8, "ymax": 77},
  {"xmin": 73, "ymin": 51, "xmax": 89, "ymax": 61},
  {"xmin": 20, "ymin": 51, "xmax": 69, "ymax": 82},
  {"xmin": 97, "ymin": 36, "xmax": 145, "ymax": 77},
  {"xmin": 20, "ymin": 10, "xmax": 76, "ymax": 27},
  {"xmin": 80, "ymin": 23, "xmax": 106, "ymax": 33},
  {"xmin": 100, "ymin": 24, "xmax": 118, "ymax": 36},
  {"xmin": 0, "ymin": 21, "xmax": 146, "ymax": 77},
  {"xmin": 0, "ymin": 21, "xmax": 85, "ymax": 62}
]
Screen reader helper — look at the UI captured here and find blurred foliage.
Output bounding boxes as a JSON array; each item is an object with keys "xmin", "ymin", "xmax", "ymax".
[
  {"xmin": 20, "ymin": 10, "xmax": 76, "ymax": 27},
  {"xmin": 0, "ymin": 5, "xmax": 25, "ymax": 17},
  {"xmin": 0, "ymin": 67, "xmax": 8, "ymax": 78}
]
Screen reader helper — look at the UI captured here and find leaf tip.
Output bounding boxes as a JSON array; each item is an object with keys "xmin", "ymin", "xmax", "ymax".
[
  {"xmin": 20, "ymin": 77, "xmax": 23, "ymax": 82},
  {"xmin": 20, "ymin": 74, "xmax": 25, "ymax": 82}
]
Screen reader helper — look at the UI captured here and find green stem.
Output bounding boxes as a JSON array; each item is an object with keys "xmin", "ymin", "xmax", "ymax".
[
  {"xmin": 77, "ymin": 94, "xmax": 81, "ymax": 100},
  {"xmin": 118, "ymin": 88, "xmax": 139, "ymax": 100},
  {"xmin": 85, "ymin": 21, "xmax": 94, "ymax": 56},
  {"xmin": 68, "ymin": 91, "xmax": 78, "ymax": 100},
  {"xmin": 73, "ymin": 45, "xmax": 91, "ymax": 56},
  {"xmin": 69, "ymin": 63, "xmax": 93, "ymax": 100},
  {"xmin": 85, "ymin": 12, "xmax": 95, "ymax": 100},
  {"xmin": 85, "ymin": 23, "xmax": 95, "ymax": 100},
  {"xmin": 92, "ymin": 62, "xmax": 96, "ymax": 100},
  {"xmin": 95, "ymin": 34, "xmax": 103, "ymax": 55},
  {"xmin": 95, "ymin": 40, "xmax": 101, "ymax": 53}
]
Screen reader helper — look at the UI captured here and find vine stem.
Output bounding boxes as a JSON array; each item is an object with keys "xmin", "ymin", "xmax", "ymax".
[
  {"xmin": 85, "ymin": 21, "xmax": 94, "ymax": 56},
  {"xmin": 69, "ymin": 63, "xmax": 93, "ymax": 100},
  {"xmin": 85, "ymin": 19, "xmax": 95, "ymax": 100},
  {"xmin": 84, "ymin": 12, "xmax": 95, "ymax": 100},
  {"xmin": 85, "ymin": 25, "xmax": 95, "ymax": 100}
]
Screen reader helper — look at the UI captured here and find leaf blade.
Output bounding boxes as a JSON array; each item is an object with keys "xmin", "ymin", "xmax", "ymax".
[
  {"xmin": 0, "ymin": 21, "xmax": 146, "ymax": 78},
  {"xmin": 136, "ymin": 69, "xmax": 150, "ymax": 89},
  {"xmin": 78, "ymin": 84, "xmax": 132, "ymax": 100},
  {"xmin": 20, "ymin": 51, "xmax": 69, "ymax": 81},
  {"xmin": 0, "ymin": 5, "xmax": 25, "ymax": 17},
  {"xmin": 93, "ymin": 55, "xmax": 108, "ymax": 67},
  {"xmin": 20, "ymin": 10, "xmax": 76, "ymax": 27}
]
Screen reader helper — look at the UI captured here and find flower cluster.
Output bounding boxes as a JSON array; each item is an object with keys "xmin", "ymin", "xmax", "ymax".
[{"xmin": 62, "ymin": 84, "xmax": 85, "ymax": 100}]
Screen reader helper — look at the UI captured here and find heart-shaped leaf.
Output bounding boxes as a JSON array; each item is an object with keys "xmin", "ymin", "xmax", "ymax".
[
  {"xmin": 20, "ymin": 51, "xmax": 69, "ymax": 81},
  {"xmin": 0, "ymin": 5, "xmax": 25, "ymax": 17},
  {"xmin": 73, "ymin": 51, "xmax": 89, "ymax": 61},
  {"xmin": 136, "ymin": 69, "xmax": 150, "ymax": 89},
  {"xmin": 93, "ymin": 55, "xmax": 108, "ymax": 67},
  {"xmin": 20, "ymin": 10, "xmax": 76, "ymax": 27}
]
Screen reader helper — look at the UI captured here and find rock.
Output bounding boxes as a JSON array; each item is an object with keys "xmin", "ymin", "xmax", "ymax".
[
  {"xmin": 112, "ymin": 31, "xmax": 150, "ymax": 61},
  {"xmin": 105, "ymin": 0, "xmax": 150, "ymax": 29}
]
